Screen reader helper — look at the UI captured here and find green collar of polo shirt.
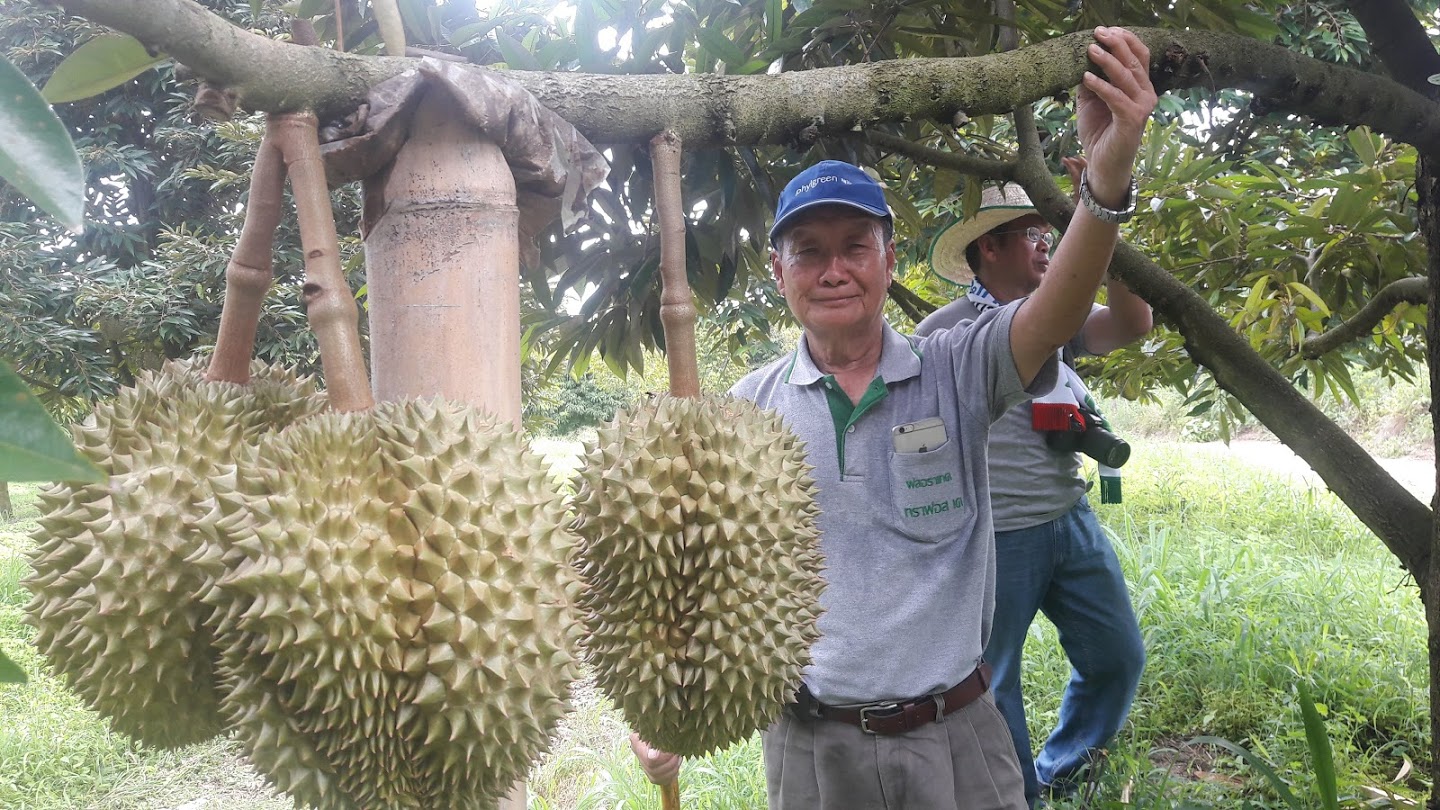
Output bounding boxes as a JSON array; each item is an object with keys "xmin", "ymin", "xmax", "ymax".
[
  {"xmin": 821, "ymin": 376, "xmax": 888, "ymax": 469},
  {"xmin": 782, "ymin": 325, "xmax": 923, "ymax": 469}
]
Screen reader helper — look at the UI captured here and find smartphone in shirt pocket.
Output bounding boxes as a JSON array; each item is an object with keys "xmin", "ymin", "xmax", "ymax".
[{"xmin": 892, "ymin": 416, "xmax": 947, "ymax": 454}]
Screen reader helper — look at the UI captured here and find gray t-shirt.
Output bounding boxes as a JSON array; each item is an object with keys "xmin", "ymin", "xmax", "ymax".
[
  {"xmin": 730, "ymin": 305, "xmax": 1057, "ymax": 705},
  {"xmin": 915, "ymin": 296, "xmax": 1092, "ymax": 532}
]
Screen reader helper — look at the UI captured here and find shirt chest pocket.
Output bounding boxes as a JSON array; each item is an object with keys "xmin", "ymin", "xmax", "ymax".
[{"xmin": 887, "ymin": 439, "xmax": 967, "ymax": 544}]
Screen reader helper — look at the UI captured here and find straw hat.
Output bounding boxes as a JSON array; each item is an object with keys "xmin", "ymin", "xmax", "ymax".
[{"xmin": 929, "ymin": 184, "xmax": 1037, "ymax": 285}]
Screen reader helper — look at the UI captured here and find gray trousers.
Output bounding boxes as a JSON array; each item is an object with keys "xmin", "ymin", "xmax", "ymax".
[{"xmin": 763, "ymin": 691, "xmax": 1028, "ymax": 810}]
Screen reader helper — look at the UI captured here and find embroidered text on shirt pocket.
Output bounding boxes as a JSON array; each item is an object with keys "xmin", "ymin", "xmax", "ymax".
[{"xmin": 887, "ymin": 438, "xmax": 965, "ymax": 544}]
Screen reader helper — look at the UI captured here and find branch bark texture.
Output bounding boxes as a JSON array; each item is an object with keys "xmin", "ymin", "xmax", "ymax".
[
  {"xmin": 1301, "ymin": 276, "xmax": 1427, "ymax": 359},
  {"xmin": 1344, "ymin": 0, "xmax": 1440, "ymax": 95},
  {"xmin": 47, "ymin": 0, "xmax": 1440, "ymax": 155}
]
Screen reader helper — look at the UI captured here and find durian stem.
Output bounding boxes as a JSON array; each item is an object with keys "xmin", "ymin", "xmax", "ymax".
[
  {"xmin": 271, "ymin": 111, "xmax": 375, "ymax": 412},
  {"xmin": 653, "ymin": 134, "xmax": 692, "ymax": 804},
  {"xmin": 373, "ymin": 0, "xmax": 406, "ymax": 56},
  {"xmin": 651, "ymin": 130, "xmax": 699, "ymax": 400},
  {"xmin": 661, "ymin": 778, "xmax": 681, "ymax": 810},
  {"xmin": 330, "ymin": 0, "xmax": 344, "ymax": 50},
  {"xmin": 206, "ymin": 123, "xmax": 285, "ymax": 385}
]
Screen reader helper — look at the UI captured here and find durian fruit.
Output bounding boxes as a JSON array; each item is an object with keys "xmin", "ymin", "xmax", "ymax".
[
  {"xmin": 571, "ymin": 393, "xmax": 826, "ymax": 757},
  {"xmin": 195, "ymin": 399, "xmax": 581, "ymax": 810},
  {"xmin": 23, "ymin": 358, "xmax": 326, "ymax": 748}
]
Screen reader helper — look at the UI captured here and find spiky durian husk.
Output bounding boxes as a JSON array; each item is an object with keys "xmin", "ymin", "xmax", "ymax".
[
  {"xmin": 572, "ymin": 394, "xmax": 825, "ymax": 757},
  {"xmin": 197, "ymin": 400, "xmax": 581, "ymax": 810},
  {"xmin": 23, "ymin": 358, "xmax": 325, "ymax": 748}
]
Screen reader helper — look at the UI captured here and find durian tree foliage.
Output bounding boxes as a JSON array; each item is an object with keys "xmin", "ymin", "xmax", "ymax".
[
  {"xmin": 22, "ymin": 0, "xmax": 1440, "ymax": 795},
  {"xmin": 0, "ymin": 1, "xmax": 364, "ymax": 419},
  {"xmin": 0, "ymin": 18, "xmax": 100, "ymax": 681}
]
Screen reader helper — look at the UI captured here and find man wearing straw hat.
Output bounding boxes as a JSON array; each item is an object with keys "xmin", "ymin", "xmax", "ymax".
[
  {"xmin": 915, "ymin": 166, "xmax": 1152, "ymax": 807},
  {"xmin": 633, "ymin": 25, "xmax": 1155, "ymax": 809}
]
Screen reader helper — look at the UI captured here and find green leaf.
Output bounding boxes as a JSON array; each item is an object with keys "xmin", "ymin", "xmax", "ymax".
[
  {"xmin": 250, "ymin": 0, "xmax": 263, "ymax": 19},
  {"xmin": 0, "ymin": 651, "xmax": 24, "ymax": 684},
  {"xmin": 932, "ymin": 169, "xmax": 961, "ymax": 206},
  {"xmin": 1232, "ymin": 9, "xmax": 1282, "ymax": 42},
  {"xmin": 884, "ymin": 188, "xmax": 923, "ymax": 232},
  {"xmin": 574, "ymin": 2, "xmax": 606, "ymax": 70},
  {"xmin": 0, "ymin": 56, "xmax": 84, "ymax": 231},
  {"xmin": 1297, "ymin": 682, "xmax": 1339, "ymax": 810},
  {"xmin": 394, "ymin": 0, "xmax": 441, "ymax": 45},
  {"xmin": 767, "ymin": 0, "xmax": 784, "ymax": 45},
  {"xmin": 1325, "ymin": 183, "xmax": 1368, "ymax": 224},
  {"xmin": 0, "ymin": 360, "xmax": 103, "ymax": 484},
  {"xmin": 961, "ymin": 181, "xmax": 983, "ymax": 221},
  {"xmin": 1187, "ymin": 736, "xmax": 1302, "ymax": 808},
  {"xmin": 494, "ymin": 30, "xmax": 542, "ymax": 70},
  {"xmin": 42, "ymin": 34, "xmax": 169, "ymax": 104},
  {"xmin": 1241, "ymin": 275, "xmax": 1269, "ymax": 317},
  {"xmin": 1286, "ymin": 281, "xmax": 1331, "ymax": 317},
  {"xmin": 1346, "ymin": 126, "xmax": 1378, "ymax": 167},
  {"xmin": 295, "ymin": 0, "xmax": 330, "ymax": 18},
  {"xmin": 449, "ymin": 19, "xmax": 503, "ymax": 48},
  {"xmin": 695, "ymin": 27, "xmax": 749, "ymax": 68}
]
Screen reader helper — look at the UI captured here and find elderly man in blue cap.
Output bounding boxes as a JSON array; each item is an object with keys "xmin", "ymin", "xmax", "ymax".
[{"xmin": 632, "ymin": 25, "xmax": 1156, "ymax": 809}]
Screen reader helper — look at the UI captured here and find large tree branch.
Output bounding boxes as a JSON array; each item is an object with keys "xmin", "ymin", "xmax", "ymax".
[
  {"xmin": 47, "ymin": 0, "xmax": 1440, "ymax": 154},
  {"xmin": 887, "ymin": 281, "xmax": 937, "ymax": 325},
  {"xmin": 865, "ymin": 132, "xmax": 1014, "ymax": 180},
  {"xmin": 1301, "ymin": 276, "xmax": 1428, "ymax": 359},
  {"xmin": 1344, "ymin": 0, "xmax": 1440, "ymax": 96}
]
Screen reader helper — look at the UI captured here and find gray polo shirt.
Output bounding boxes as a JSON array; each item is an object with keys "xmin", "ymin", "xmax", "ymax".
[
  {"xmin": 730, "ymin": 303, "xmax": 1056, "ymax": 705},
  {"xmin": 916, "ymin": 296, "xmax": 1092, "ymax": 532}
]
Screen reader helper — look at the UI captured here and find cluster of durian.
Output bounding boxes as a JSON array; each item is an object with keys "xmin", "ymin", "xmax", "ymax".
[
  {"xmin": 572, "ymin": 394, "xmax": 826, "ymax": 756},
  {"xmin": 27, "ymin": 358, "xmax": 828, "ymax": 802},
  {"xmin": 26, "ymin": 365, "xmax": 582, "ymax": 809},
  {"xmin": 25, "ymin": 358, "xmax": 326, "ymax": 747}
]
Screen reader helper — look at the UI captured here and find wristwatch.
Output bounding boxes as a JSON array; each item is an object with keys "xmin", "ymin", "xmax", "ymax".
[{"xmin": 1079, "ymin": 170, "xmax": 1139, "ymax": 224}]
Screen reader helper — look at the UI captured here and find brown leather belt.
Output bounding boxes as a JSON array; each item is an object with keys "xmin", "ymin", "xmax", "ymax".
[{"xmin": 792, "ymin": 662, "xmax": 992, "ymax": 735}]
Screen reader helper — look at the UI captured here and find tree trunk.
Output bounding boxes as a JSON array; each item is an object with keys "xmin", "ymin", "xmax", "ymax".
[{"xmin": 1419, "ymin": 149, "xmax": 1440, "ymax": 809}]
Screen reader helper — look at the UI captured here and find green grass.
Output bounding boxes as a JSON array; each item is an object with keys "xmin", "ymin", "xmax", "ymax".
[
  {"xmin": 1037, "ymin": 444, "xmax": 1428, "ymax": 807},
  {"xmin": 0, "ymin": 443, "xmax": 1428, "ymax": 808}
]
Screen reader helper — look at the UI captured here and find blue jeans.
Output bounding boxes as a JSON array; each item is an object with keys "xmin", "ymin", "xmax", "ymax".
[{"xmin": 986, "ymin": 498, "xmax": 1145, "ymax": 807}]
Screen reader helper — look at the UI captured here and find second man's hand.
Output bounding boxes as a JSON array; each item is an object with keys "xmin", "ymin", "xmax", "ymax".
[{"xmin": 629, "ymin": 732, "xmax": 682, "ymax": 785}]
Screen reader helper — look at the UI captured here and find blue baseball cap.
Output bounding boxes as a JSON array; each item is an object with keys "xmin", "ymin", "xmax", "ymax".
[{"xmin": 770, "ymin": 160, "xmax": 892, "ymax": 242}]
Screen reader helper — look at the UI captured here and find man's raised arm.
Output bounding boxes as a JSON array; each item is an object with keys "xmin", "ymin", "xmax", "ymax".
[{"xmin": 1010, "ymin": 26, "xmax": 1157, "ymax": 385}]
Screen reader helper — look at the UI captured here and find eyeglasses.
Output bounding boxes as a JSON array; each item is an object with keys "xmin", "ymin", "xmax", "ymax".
[{"xmin": 991, "ymin": 226, "xmax": 1055, "ymax": 247}]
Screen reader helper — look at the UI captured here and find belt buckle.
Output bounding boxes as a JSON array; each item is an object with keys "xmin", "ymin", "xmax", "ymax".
[{"xmin": 858, "ymin": 702, "xmax": 900, "ymax": 735}]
